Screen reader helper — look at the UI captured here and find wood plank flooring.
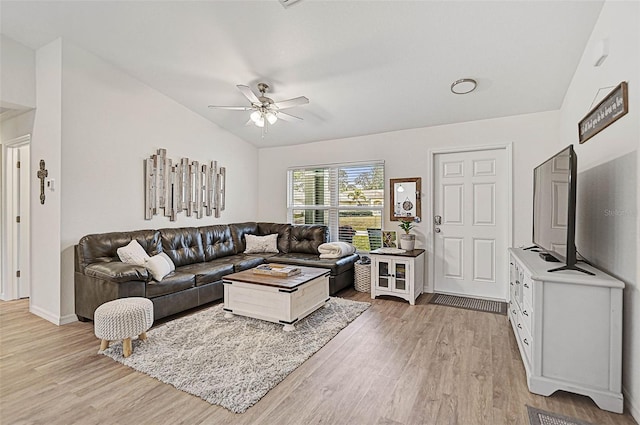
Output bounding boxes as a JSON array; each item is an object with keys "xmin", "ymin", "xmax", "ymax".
[{"xmin": 1, "ymin": 290, "xmax": 637, "ymax": 425}]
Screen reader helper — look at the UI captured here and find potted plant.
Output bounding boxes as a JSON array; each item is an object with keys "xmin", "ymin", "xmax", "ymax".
[{"xmin": 398, "ymin": 218, "xmax": 417, "ymax": 251}]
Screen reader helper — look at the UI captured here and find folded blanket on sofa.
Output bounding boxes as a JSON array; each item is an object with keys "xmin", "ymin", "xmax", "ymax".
[{"xmin": 318, "ymin": 242, "xmax": 356, "ymax": 259}]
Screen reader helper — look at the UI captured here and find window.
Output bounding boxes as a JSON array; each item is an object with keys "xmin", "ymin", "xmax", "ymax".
[{"xmin": 288, "ymin": 161, "xmax": 384, "ymax": 251}]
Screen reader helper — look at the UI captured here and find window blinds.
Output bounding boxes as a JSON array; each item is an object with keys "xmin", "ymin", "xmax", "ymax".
[{"xmin": 288, "ymin": 162, "xmax": 384, "ymax": 251}]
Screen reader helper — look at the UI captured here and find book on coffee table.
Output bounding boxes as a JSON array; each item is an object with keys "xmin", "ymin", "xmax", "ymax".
[{"xmin": 252, "ymin": 264, "xmax": 301, "ymax": 277}]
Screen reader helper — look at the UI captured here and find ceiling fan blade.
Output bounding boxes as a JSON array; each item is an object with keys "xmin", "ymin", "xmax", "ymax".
[
  {"xmin": 236, "ymin": 85, "xmax": 260, "ymax": 104},
  {"xmin": 274, "ymin": 96, "xmax": 309, "ymax": 110},
  {"xmin": 278, "ymin": 111, "xmax": 304, "ymax": 122},
  {"xmin": 208, "ymin": 105, "xmax": 253, "ymax": 111}
]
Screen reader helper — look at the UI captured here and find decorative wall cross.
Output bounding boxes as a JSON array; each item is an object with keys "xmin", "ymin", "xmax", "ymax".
[{"xmin": 37, "ymin": 160, "xmax": 48, "ymax": 205}]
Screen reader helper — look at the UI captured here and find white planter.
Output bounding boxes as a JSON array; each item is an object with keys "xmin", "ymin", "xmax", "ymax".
[{"xmin": 399, "ymin": 234, "xmax": 415, "ymax": 251}]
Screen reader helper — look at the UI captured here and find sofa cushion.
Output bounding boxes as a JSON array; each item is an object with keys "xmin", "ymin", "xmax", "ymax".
[
  {"xmin": 230, "ymin": 222, "xmax": 259, "ymax": 253},
  {"xmin": 212, "ymin": 254, "xmax": 267, "ymax": 273},
  {"xmin": 289, "ymin": 225, "xmax": 328, "ymax": 254},
  {"xmin": 77, "ymin": 230, "xmax": 161, "ymax": 270},
  {"xmin": 199, "ymin": 225, "xmax": 235, "ymax": 261},
  {"xmin": 159, "ymin": 227, "xmax": 206, "ymax": 267},
  {"xmin": 271, "ymin": 252, "xmax": 359, "ymax": 276},
  {"xmin": 84, "ymin": 261, "xmax": 149, "ymax": 283},
  {"xmin": 178, "ymin": 262, "xmax": 234, "ymax": 286},
  {"xmin": 146, "ymin": 271, "xmax": 195, "ymax": 298},
  {"xmin": 258, "ymin": 222, "xmax": 291, "ymax": 253},
  {"xmin": 234, "ymin": 255, "xmax": 267, "ymax": 272}
]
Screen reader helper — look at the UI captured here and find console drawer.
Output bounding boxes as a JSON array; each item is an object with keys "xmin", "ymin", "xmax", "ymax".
[
  {"xmin": 522, "ymin": 273, "xmax": 533, "ymax": 304},
  {"xmin": 521, "ymin": 298, "xmax": 533, "ymax": 332},
  {"xmin": 516, "ymin": 314, "xmax": 533, "ymax": 366}
]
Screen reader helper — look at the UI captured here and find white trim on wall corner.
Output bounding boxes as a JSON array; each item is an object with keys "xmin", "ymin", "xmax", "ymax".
[
  {"xmin": 59, "ymin": 313, "xmax": 78, "ymax": 325},
  {"xmin": 1, "ymin": 134, "xmax": 32, "ymax": 302},
  {"xmin": 29, "ymin": 305, "xmax": 79, "ymax": 326},
  {"xmin": 624, "ymin": 385, "xmax": 640, "ymax": 423},
  {"xmin": 29, "ymin": 305, "xmax": 61, "ymax": 325}
]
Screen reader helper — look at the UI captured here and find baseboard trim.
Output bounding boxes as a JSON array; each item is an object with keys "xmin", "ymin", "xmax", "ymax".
[
  {"xmin": 29, "ymin": 305, "xmax": 61, "ymax": 325},
  {"xmin": 623, "ymin": 385, "xmax": 640, "ymax": 422},
  {"xmin": 29, "ymin": 305, "xmax": 76, "ymax": 326},
  {"xmin": 59, "ymin": 313, "xmax": 78, "ymax": 325}
]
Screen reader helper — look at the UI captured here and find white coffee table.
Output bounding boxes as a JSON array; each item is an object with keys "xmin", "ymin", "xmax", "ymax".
[{"xmin": 222, "ymin": 264, "xmax": 330, "ymax": 332}]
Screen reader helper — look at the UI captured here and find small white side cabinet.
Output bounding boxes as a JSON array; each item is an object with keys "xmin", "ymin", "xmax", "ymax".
[
  {"xmin": 371, "ymin": 249, "xmax": 425, "ymax": 305},
  {"xmin": 508, "ymin": 248, "xmax": 624, "ymax": 413}
]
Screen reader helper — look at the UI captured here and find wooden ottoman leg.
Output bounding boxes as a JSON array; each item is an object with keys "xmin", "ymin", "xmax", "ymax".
[
  {"xmin": 123, "ymin": 338, "xmax": 132, "ymax": 358},
  {"xmin": 100, "ymin": 340, "xmax": 110, "ymax": 351},
  {"xmin": 138, "ymin": 332, "xmax": 147, "ymax": 341}
]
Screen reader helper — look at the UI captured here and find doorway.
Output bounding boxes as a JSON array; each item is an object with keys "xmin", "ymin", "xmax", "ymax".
[
  {"xmin": 2, "ymin": 135, "xmax": 31, "ymax": 300},
  {"xmin": 430, "ymin": 144, "xmax": 512, "ymax": 301}
]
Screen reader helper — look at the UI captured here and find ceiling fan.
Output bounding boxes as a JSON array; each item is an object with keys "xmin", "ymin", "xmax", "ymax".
[{"xmin": 208, "ymin": 83, "xmax": 309, "ymax": 130}]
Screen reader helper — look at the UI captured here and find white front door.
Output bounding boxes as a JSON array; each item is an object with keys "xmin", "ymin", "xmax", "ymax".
[{"xmin": 433, "ymin": 148, "xmax": 509, "ymax": 300}]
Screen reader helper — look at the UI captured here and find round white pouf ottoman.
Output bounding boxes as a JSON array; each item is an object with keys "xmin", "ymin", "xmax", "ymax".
[{"xmin": 94, "ymin": 297, "xmax": 154, "ymax": 358}]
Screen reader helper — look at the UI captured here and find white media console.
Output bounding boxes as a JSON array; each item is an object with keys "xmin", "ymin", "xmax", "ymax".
[{"xmin": 508, "ymin": 248, "xmax": 624, "ymax": 413}]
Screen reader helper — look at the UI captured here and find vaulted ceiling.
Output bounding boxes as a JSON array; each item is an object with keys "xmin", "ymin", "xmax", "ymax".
[{"xmin": 1, "ymin": 1, "xmax": 604, "ymax": 147}]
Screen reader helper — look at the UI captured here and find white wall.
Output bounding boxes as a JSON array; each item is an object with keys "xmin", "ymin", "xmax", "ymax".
[
  {"xmin": 0, "ymin": 35, "xmax": 36, "ymax": 302},
  {"xmin": 29, "ymin": 39, "xmax": 63, "ymax": 323},
  {"xmin": 22, "ymin": 40, "xmax": 258, "ymax": 324},
  {"xmin": 258, "ymin": 110, "xmax": 560, "ymax": 288},
  {"xmin": 0, "ymin": 34, "xmax": 36, "ymax": 110},
  {"xmin": 55, "ymin": 42, "xmax": 259, "ymax": 322},
  {"xmin": 558, "ymin": 1, "xmax": 639, "ymax": 420}
]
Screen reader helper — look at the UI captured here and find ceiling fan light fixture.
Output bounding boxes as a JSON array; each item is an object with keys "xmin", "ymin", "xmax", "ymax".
[
  {"xmin": 451, "ymin": 78, "xmax": 477, "ymax": 95},
  {"xmin": 250, "ymin": 110, "xmax": 262, "ymax": 123},
  {"xmin": 266, "ymin": 111, "xmax": 278, "ymax": 125},
  {"xmin": 209, "ymin": 82, "xmax": 309, "ymax": 133}
]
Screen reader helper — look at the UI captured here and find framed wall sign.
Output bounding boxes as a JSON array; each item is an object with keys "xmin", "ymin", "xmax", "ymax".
[{"xmin": 578, "ymin": 82, "xmax": 629, "ymax": 144}]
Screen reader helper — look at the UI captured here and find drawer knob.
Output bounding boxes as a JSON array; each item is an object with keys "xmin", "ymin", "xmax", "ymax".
[
  {"xmin": 512, "ymin": 309, "xmax": 516, "ymax": 315},
  {"xmin": 524, "ymin": 283, "xmax": 530, "ymax": 288},
  {"xmin": 523, "ymin": 338, "xmax": 529, "ymax": 346},
  {"xmin": 523, "ymin": 310, "xmax": 529, "ymax": 316},
  {"xmin": 517, "ymin": 323, "xmax": 522, "ymax": 329}
]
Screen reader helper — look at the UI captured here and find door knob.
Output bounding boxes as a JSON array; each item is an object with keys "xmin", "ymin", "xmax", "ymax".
[
  {"xmin": 435, "ymin": 228, "xmax": 441, "ymax": 233},
  {"xmin": 434, "ymin": 215, "xmax": 442, "ymax": 225}
]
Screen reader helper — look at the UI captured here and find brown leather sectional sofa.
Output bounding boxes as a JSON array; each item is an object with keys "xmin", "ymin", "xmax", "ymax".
[{"xmin": 74, "ymin": 222, "xmax": 359, "ymax": 321}]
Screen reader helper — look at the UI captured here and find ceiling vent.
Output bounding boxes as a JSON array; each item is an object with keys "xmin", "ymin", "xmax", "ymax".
[{"xmin": 279, "ymin": 0, "xmax": 303, "ymax": 8}]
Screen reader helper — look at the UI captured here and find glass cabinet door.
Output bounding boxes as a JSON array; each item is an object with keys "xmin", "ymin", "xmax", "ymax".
[
  {"xmin": 377, "ymin": 261, "xmax": 390, "ymax": 288},
  {"xmin": 394, "ymin": 262, "xmax": 408, "ymax": 292}
]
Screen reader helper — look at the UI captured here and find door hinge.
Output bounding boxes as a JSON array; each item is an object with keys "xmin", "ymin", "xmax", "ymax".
[
  {"xmin": 16, "ymin": 161, "xmax": 21, "ymax": 168},
  {"xmin": 16, "ymin": 216, "xmax": 20, "ymax": 223},
  {"xmin": 16, "ymin": 270, "xmax": 21, "ymax": 278}
]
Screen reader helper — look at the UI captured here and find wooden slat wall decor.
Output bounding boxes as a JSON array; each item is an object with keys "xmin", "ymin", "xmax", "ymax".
[{"xmin": 144, "ymin": 148, "xmax": 226, "ymax": 221}]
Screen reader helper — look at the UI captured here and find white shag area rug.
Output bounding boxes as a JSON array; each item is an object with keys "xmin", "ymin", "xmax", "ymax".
[{"xmin": 100, "ymin": 297, "xmax": 370, "ymax": 413}]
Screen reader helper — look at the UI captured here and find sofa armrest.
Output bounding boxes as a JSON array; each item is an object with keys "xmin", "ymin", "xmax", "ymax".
[{"xmin": 84, "ymin": 262, "xmax": 149, "ymax": 283}]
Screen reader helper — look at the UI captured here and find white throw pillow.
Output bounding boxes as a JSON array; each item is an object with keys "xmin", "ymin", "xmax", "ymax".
[
  {"xmin": 244, "ymin": 234, "xmax": 279, "ymax": 254},
  {"xmin": 158, "ymin": 252, "xmax": 176, "ymax": 272},
  {"xmin": 144, "ymin": 254, "xmax": 175, "ymax": 282},
  {"xmin": 117, "ymin": 240, "xmax": 150, "ymax": 266}
]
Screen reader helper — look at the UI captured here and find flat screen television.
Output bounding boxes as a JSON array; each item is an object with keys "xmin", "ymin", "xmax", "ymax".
[{"xmin": 532, "ymin": 145, "xmax": 592, "ymax": 275}]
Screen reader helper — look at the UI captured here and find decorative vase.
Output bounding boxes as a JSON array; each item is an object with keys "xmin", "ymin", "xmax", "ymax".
[{"xmin": 400, "ymin": 234, "xmax": 415, "ymax": 251}]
